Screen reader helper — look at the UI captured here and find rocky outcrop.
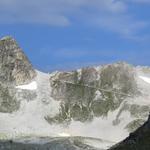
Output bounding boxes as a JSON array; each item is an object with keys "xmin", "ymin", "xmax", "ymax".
[
  {"xmin": 0, "ymin": 36, "xmax": 36, "ymax": 113},
  {"xmin": 47, "ymin": 62, "xmax": 138, "ymax": 124},
  {"xmin": 109, "ymin": 114, "xmax": 150, "ymax": 150},
  {"xmin": 0, "ymin": 36, "xmax": 36, "ymax": 85}
]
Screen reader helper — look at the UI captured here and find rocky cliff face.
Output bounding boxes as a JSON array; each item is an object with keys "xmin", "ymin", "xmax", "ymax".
[
  {"xmin": 0, "ymin": 36, "xmax": 36, "ymax": 85},
  {"xmin": 0, "ymin": 36, "xmax": 36, "ymax": 113},
  {"xmin": 46, "ymin": 63, "xmax": 139, "ymax": 125}
]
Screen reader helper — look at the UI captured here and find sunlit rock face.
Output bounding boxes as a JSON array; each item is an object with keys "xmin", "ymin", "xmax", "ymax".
[
  {"xmin": 47, "ymin": 62, "xmax": 138, "ymax": 125},
  {"xmin": 0, "ymin": 36, "xmax": 36, "ymax": 85},
  {"xmin": 0, "ymin": 36, "xmax": 36, "ymax": 113}
]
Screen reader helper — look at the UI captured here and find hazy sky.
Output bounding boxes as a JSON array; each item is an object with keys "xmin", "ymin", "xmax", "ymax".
[{"xmin": 0, "ymin": 0, "xmax": 150, "ymax": 72}]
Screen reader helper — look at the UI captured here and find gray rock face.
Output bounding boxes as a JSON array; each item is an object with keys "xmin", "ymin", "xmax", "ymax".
[
  {"xmin": 0, "ymin": 36, "xmax": 36, "ymax": 85},
  {"xmin": 0, "ymin": 84, "xmax": 19, "ymax": 113},
  {"xmin": 47, "ymin": 62, "xmax": 138, "ymax": 124},
  {"xmin": 0, "ymin": 36, "xmax": 36, "ymax": 113}
]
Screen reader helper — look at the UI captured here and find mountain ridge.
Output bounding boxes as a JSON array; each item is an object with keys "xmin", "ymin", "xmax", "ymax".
[{"xmin": 0, "ymin": 36, "xmax": 150, "ymax": 149}]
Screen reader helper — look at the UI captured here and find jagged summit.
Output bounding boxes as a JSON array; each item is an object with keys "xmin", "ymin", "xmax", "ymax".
[
  {"xmin": 0, "ymin": 36, "xmax": 37, "ymax": 113},
  {"xmin": 0, "ymin": 36, "xmax": 36, "ymax": 85},
  {"xmin": 0, "ymin": 35, "xmax": 15, "ymax": 41}
]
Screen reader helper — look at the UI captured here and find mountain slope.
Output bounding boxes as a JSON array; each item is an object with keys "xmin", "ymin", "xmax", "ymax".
[
  {"xmin": 109, "ymin": 114, "xmax": 150, "ymax": 150},
  {"xmin": 0, "ymin": 36, "xmax": 36, "ymax": 113},
  {"xmin": 0, "ymin": 36, "xmax": 36, "ymax": 85},
  {"xmin": 0, "ymin": 36, "xmax": 150, "ymax": 149}
]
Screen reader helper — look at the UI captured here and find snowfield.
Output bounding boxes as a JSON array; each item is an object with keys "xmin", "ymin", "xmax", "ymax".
[{"xmin": 0, "ymin": 68, "xmax": 150, "ymax": 149}]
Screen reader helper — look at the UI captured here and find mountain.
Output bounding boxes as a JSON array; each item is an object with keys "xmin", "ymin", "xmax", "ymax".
[
  {"xmin": 109, "ymin": 114, "xmax": 150, "ymax": 150},
  {"xmin": 0, "ymin": 36, "xmax": 36, "ymax": 113},
  {"xmin": 0, "ymin": 36, "xmax": 36, "ymax": 85},
  {"xmin": 0, "ymin": 36, "xmax": 150, "ymax": 149}
]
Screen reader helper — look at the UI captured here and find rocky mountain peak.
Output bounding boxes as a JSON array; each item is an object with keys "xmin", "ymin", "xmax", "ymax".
[{"xmin": 0, "ymin": 36, "xmax": 36, "ymax": 85}]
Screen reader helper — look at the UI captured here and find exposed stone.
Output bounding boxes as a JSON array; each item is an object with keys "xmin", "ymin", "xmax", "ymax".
[
  {"xmin": 0, "ymin": 36, "xmax": 37, "ymax": 113},
  {"xmin": 0, "ymin": 83, "xmax": 19, "ymax": 113},
  {"xmin": 48, "ymin": 62, "xmax": 138, "ymax": 124},
  {"xmin": 0, "ymin": 36, "xmax": 36, "ymax": 85}
]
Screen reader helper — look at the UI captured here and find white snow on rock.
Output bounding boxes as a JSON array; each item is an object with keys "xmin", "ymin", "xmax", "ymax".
[
  {"xmin": 16, "ymin": 81, "xmax": 37, "ymax": 90},
  {"xmin": 84, "ymin": 138, "xmax": 115, "ymax": 149},
  {"xmin": 66, "ymin": 105, "xmax": 132, "ymax": 144},
  {"xmin": 0, "ymin": 70, "xmax": 61, "ymax": 140},
  {"xmin": 139, "ymin": 76, "xmax": 150, "ymax": 84},
  {"xmin": 58, "ymin": 132, "xmax": 71, "ymax": 137},
  {"xmin": 94, "ymin": 90, "xmax": 102, "ymax": 101}
]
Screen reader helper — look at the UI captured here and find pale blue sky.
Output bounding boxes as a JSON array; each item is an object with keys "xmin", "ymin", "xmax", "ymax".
[{"xmin": 0, "ymin": 0, "xmax": 150, "ymax": 72}]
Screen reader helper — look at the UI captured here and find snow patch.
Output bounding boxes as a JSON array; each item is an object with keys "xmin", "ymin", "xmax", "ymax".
[
  {"xmin": 94, "ymin": 90, "xmax": 102, "ymax": 101},
  {"xmin": 77, "ymin": 69, "xmax": 82, "ymax": 80},
  {"xmin": 58, "ymin": 132, "xmax": 71, "ymax": 137},
  {"xmin": 16, "ymin": 81, "xmax": 37, "ymax": 90},
  {"xmin": 139, "ymin": 76, "xmax": 150, "ymax": 84}
]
